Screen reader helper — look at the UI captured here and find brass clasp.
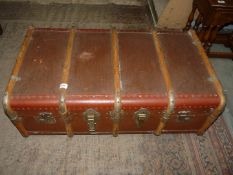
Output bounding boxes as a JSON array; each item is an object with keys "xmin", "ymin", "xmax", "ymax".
[
  {"xmin": 176, "ymin": 111, "xmax": 193, "ymax": 122},
  {"xmin": 35, "ymin": 112, "xmax": 56, "ymax": 124},
  {"xmin": 83, "ymin": 109, "xmax": 100, "ymax": 133},
  {"xmin": 134, "ymin": 108, "xmax": 150, "ymax": 128}
]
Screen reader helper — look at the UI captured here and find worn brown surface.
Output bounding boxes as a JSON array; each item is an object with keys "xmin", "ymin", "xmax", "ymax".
[
  {"xmin": 119, "ymin": 32, "xmax": 166, "ymax": 95},
  {"xmin": 68, "ymin": 30, "xmax": 114, "ymax": 95},
  {"xmin": 13, "ymin": 29, "xmax": 69, "ymax": 96}
]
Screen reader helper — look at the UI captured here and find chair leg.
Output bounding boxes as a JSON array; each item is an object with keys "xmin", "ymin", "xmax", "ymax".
[
  {"xmin": 198, "ymin": 23, "xmax": 208, "ymax": 41},
  {"xmin": 193, "ymin": 14, "xmax": 203, "ymax": 31},
  {"xmin": 203, "ymin": 25, "xmax": 215, "ymax": 52},
  {"xmin": 183, "ymin": 0, "xmax": 197, "ymax": 31},
  {"xmin": 229, "ymin": 32, "xmax": 233, "ymax": 51},
  {"xmin": 0, "ymin": 24, "xmax": 3, "ymax": 35}
]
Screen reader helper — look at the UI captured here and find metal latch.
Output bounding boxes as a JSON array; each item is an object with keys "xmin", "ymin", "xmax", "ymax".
[
  {"xmin": 134, "ymin": 108, "xmax": 150, "ymax": 128},
  {"xmin": 83, "ymin": 109, "xmax": 100, "ymax": 133},
  {"xmin": 35, "ymin": 112, "xmax": 56, "ymax": 124},
  {"xmin": 177, "ymin": 111, "xmax": 193, "ymax": 122}
]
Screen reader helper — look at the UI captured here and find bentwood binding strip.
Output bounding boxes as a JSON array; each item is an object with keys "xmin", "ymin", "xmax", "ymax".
[
  {"xmin": 59, "ymin": 29, "xmax": 76, "ymax": 137},
  {"xmin": 111, "ymin": 29, "xmax": 122, "ymax": 137},
  {"xmin": 189, "ymin": 30, "xmax": 226, "ymax": 135},
  {"xmin": 3, "ymin": 27, "xmax": 34, "ymax": 137},
  {"xmin": 152, "ymin": 31, "xmax": 175, "ymax": 135}
]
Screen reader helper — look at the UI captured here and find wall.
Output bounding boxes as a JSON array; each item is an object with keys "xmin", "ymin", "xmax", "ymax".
[{"xmin": 157, "ymin": 0, "xmax": 193, "ymax": 29}]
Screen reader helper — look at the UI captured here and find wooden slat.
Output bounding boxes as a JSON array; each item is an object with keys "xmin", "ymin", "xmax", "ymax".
[
  {"xmin": 59, "ymin": 29, "xmax": 76, "ymax": 137},
  {"xmin": 7, "ymin": 27, "xmax": 34, "ymax": 94},
  {"xmin": 111, "ymin": 29, "xmax": 122, "ymax": 137},
  {"xmin": 5, "ymin": 27, "xmax": 34, "ymax": 137},
  {"xmin": 189, "ymin": 30, "xmax": 226, "ymax": 135},
  {"xmin": 152, "ymin": 31, "xmax": 175, "ymax": 135}
]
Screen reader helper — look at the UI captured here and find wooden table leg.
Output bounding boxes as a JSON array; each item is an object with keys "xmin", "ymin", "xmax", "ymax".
[
  {"xmin": 208, "ymin": 25, "xmax": 221, "ymax": 47},
  {"xmin": 230, "ymin": 32, "xmax": 233, "ymax": 51},
  {"xmin": 198, "ymin": 23, "xmax": 208, "ymax": 41},
  {"xmin": 183, "ymin": 0, "xmax": 197, "ymax": 31},
  {"xmin": 203, "ymin": 25, "xmax": 215, "ymax": 52},
  {"xmin": 204, "ymin": 26, "xmax": 233, "ymax": 59},
  {"xmin": 193, "ymin": 14, "xmax": 203, "ymax": 31},
  {"xmin": 0, "ymin": 24, "xmax": 3, "ymax": 35}
]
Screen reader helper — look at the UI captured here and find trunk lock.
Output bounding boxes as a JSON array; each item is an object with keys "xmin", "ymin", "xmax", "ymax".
[
  {"xmin": 36, "ymin": 112, "xmax": 56, "ymax": 124},
  {"xmin": 83, "ymin": 109, "xmax": 100, "ymax": 133},
  {"xmin": 134, "ymin": 108, "xmax": 150, "ymax": 128},
  {"xmin": 177, "ymin": 111, "xmax": 193, "ymax": 122}
]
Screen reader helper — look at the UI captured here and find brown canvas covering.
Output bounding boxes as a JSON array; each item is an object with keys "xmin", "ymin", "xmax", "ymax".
[{"xmin": 3, "ymin": 27, "xmax": 225, "ymax": 137}]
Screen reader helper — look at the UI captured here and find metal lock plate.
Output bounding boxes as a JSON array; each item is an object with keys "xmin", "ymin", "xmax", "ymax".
[
  {"xmin": 134, "ymin": 108, "xmax": 150, "ymax": 128},
  {"xmin": 35, "ymin": 112, "xmax": 56, "ymax": 124},
  {"xmin": 176, "ymin": 111, "xmax": 193, "ymax": 122},
  {"xmin": 83, "ymin": 109, "xmax": 100, "ymax": 133}
]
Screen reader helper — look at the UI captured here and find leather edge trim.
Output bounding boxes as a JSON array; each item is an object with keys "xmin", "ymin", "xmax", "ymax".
[{"xmin": 188, "ymin": 30, "xmax": 226, "ymax": 135}]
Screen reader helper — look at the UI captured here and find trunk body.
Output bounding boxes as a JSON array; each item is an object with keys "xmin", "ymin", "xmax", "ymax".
[{"xmin": 3, "ymin": 28, "xmax": 225, "ymax": 137}]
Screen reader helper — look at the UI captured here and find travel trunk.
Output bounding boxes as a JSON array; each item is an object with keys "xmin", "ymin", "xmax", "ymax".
[{"xmin": 3, "ymin": 27, "xmax": 225, "ymax": 137}]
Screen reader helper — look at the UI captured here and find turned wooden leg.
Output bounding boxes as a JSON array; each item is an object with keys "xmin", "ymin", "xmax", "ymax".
[
  {"xmin": 228, "ymin": 32, "xmax": 233, "ymax": 61},
  {"xmin": 0, "ymin": 24, "xmax": 3, "ymax": 35},
  {"xmin": 198, "ymin": 23, "xmax": 208, "ymax": 41},
  {"xmin": 203, "ymin": 25, "xmax": 215, "ymax": 52},
  {"xmin": 193, "ymin": 14, "xmax": 203, "ymax": 31},
  {"xmin": 229, "ymin": 32, "xmax": 233, "ymax": 52},
  {"xmin": 208, "ymin": 25, "xmax": 221, "ymax": 50},
  {"xmin": 183, "ymin": 0, "xmax": 197, "ymax": 31}
]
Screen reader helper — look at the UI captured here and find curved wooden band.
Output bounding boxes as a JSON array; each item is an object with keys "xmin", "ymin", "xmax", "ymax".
[
  {"xmin": 111, "ymin": 29, "xmax": 122, "ymax": 137},
  {"xmin": 59, "ymin": 29, "xmax": 76, "ymax": 137},
  {"xmin": 188, "ymin": 30, "xmax": 226, "ymax": 135},
  {"xmin": 3, "ymin": 27, "xmax": 34, "ymax": 137},
  {"xmin": 152, "ymin": 31, "xmax": 175, "ymax": 136}
]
